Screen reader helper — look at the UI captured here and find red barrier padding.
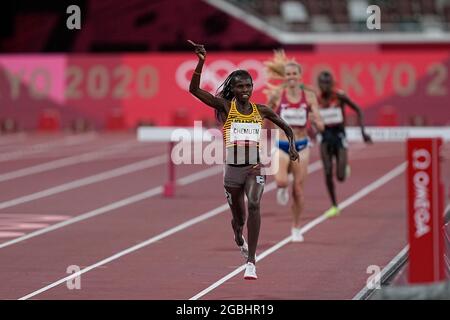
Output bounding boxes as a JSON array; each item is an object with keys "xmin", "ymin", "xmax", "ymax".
[
  {"xmin": 378, "ymin": 105, "xmax": 399, "ymax": 126},
  {"xmin": 38, "ymin": 110, "xmax": 61, "ymax": 132},
  {"xmin": 106, "ymin": 110, "xmax": 126, "ymax": 131}
]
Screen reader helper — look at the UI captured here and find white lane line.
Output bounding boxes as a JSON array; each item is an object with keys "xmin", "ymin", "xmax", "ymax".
[
  {"xmin": 0, "ymin": 133, "xmax": 97, "ymax": 163},
  {"xmin": 0, "ymin": 140, "xmax": 144, "ymax": 183},
  {"xmin": 0, "ymin": 154, "xmax": 167, "ymax": 211},
  {"xmin": 17, "ymin": 160, "xmax": 324, "ymax": 300},
  {"xmin": 1, "ymin": 165, "xmax": 223, "ymax": 250},
  {"xmin": 189, "ymin": 162, "xmax": 407, "ymax": 300}
]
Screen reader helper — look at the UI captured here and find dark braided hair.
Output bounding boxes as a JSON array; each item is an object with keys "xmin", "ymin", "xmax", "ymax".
[{"xmin": 214, "ymin": 70, "xmax": 253, "ymax": 124}]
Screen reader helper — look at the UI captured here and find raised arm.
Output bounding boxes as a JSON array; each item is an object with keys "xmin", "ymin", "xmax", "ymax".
[
  {"xmin": 187, "ymin": 40, "xmax": 227, "ymax": 113},
  {"xmin": 338, "ymin": 91, "xmax": 372, "ymax": 144},
  {"xmin": 257, "ymin": 104, "xmax": 299, "ymax": 162}
]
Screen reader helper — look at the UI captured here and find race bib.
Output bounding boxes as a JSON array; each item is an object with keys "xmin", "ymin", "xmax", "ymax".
[
  {"xmin": 320, "ymin": 108, "xmax": 344, "ymax": 125},
  {"xmin": 230, "ymin": 122, "xmax": 261, "ymax": 143},
  {"xmin": 280, "ymin": 107, "xmax": 307, "ymax": 126}
]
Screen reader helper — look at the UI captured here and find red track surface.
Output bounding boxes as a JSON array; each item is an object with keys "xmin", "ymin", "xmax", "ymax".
[{"xmin": 0, "ymin": 133, "xmax": 447, "ymax": 300}]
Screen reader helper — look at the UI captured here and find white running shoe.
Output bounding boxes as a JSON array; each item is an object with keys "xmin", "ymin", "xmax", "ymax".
[
  {"xmin": 244, "ymin": 262, "xmax": 257, "ymax": 280},
  {"xmin": 291, "ymin": 227, "xmax": 304, "ymax": 242},
  {"xmin": 276, "ymin": 187, "xmax": 289, "ymax": 206}
]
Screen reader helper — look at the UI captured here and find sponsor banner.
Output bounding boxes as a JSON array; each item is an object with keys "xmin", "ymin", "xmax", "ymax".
[
  {"xmin": 407, "ymin": 138, "xmax": 445, "ymax": 283},
  {"xmin": 0, "ymin": 51, "xmax": 448, "ymax": 128}
]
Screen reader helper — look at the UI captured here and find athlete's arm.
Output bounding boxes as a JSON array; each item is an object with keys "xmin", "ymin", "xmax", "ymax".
[
  {"xmin": 306, "ymin": 90, "xmax": 325, "ymax": 132},
  {"xmin": 263, "ymin": 87, "xmax": 281, "ymax": 130},
  {"xmin": 338, "ymin": 91, "xmax": 372, "ymax": 144},
  {"xmin": 257, "ymin": 104, "xmax": 299, "ymax": 162},
  {"xmin": 187, "ymin": 40, "xmax": 228, "ymax": 113}
]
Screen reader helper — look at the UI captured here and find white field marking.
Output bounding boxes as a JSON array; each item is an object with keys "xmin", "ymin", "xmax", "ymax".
[
  {"xmin": 0, "ymin": 154, "xmax": 167, "ymax": 211},
  {"xmin": 1, "ymin": 165, "xmax": 223, "ymax": 250},
  {"xmin": 0, "ymin": 140, "xmax": 143, "ymax": 183},
  {"xmin": 0, "ymin": 133, "xmax": 27, "ymax": 146},
  {"xmin": 0, "ymin": 213, "xmax": 71, "ymax": 238},
  {"xmin": 189, "ymin": 162, "xmax": 407, "ymax": 300},
  {"xmin": 0, "ymin": 133, "xmax": 97, "ymax": 163},
  {"xmin": 17, "ymin": 160, "xmax": 324, "ymax": 300}
]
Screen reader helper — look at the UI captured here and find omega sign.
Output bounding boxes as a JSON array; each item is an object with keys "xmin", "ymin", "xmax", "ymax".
[
  {"xmin": 407, "ymin": 138, "xmax": 444, "ymax": 283},
  {"xmin": 411, "ymin": 148, "xmax": 432, "ymax": 238}
]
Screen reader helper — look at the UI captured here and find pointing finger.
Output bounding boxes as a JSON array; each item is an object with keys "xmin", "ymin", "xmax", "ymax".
[{"xmin": 187, "ymin": 40, "xmax": 197, "ymax": 46}]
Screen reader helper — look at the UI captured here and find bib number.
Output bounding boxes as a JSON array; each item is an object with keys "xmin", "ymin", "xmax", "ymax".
[
  {"xmin": 230, "ymin": 122, "xmax": 261, "ymax": 143},
  {"xmin": 320, "ymin": 108, "xmax": 344, "ymax": 125},
  {"xmin": 280, "ymin": 107, "xmax": 307, "ymax": 126}
]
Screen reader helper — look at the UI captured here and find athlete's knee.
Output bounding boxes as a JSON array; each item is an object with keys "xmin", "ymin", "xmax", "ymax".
[
  {"xmin": 275, "ymin": 177, "xmax": 289, "ymax": 189},
  {"xmin": 247, "ymin": 198, "xmax": 261, "ymax": 214},
  {"xmin": 292, "ymin": 184, "xmax": 304, "ymax": 201}
]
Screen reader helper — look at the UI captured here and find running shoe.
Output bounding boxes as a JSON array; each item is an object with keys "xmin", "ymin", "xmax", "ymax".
[
  {"xmin": 276, "ymin": 187, "xmax": 289, "ymax": 206},
  {"xmin": 244, "ymin": 262, "xmax": 257, "ymax": 280},
  {"xmin": 324, "ymin": 206, "xmax": 340, "ymax": 218},
  {"xmin": 291, "ymin": 227, "xmax": 304, "ymax": 242}
]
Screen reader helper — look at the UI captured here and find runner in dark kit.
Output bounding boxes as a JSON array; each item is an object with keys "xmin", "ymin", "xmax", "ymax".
[
  {"xmin": 188, "ymin": 40, "xmax": 299, "ymax": 280},
  {"xmin": 317, "ymin": 71, "xmax": 372, "ymax": 218}
]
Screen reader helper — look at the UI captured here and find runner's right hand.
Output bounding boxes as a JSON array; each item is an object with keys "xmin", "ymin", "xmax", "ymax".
[{"xmin": 187, "ymin": 40, "xmax": 206, "ymax": 60}]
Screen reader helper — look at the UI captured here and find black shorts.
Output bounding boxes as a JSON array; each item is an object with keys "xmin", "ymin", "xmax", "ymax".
[
  {"xmin": 223, "ymin": 164, "xmax": 265, "ymax": 188},
  {"xmin": 321, "ymin": 127, "xmax": 348, "ymax": 154}
]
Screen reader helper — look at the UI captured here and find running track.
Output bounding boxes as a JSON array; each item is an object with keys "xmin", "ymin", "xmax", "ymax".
[{"xmin": 0, "ymin": 132, "xmax": 448, "ymax": 300}]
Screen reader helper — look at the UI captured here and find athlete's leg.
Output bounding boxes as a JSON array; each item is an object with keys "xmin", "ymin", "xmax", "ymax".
[
  {"xmin": 290, "ymin": 146, "xmax": 310, "ymax": 228},
  {"xmin": 225, "ymin": 186, "xmax": 247, "ymax": 247},
  {"xmin": 320, "ymin": 141, "xmax": 338, "ymax": 207},
  {"xmin": 244, "ymin": 168, "xmax": 265, "ymax": 264},
  {"xmin": 273, "ymin": 148, "xmax": 290, "ymax": 188},
  {"xmin": 335, "ymin": 145, "xmax": 348, "ymax": 182}
]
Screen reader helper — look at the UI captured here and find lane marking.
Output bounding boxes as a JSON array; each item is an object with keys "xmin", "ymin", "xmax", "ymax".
[
  {"xmin": 189, "ymin": 162, "xmax": 407, "ymax": 300},
  {"xmin": 0, "ymin": 140, "xmax": 143, "ymax": 183},
  {"xmin": 17, "ymin": 160, "xmax": 324, "ymax": 300},
  {"xmin": 0, "ymin": 155, "xmax": 167, "ymax": 211},
  {"xmin": 0, "ymin": 213, "xmax": 72, "ymax": 239},
  {"xmin": 0, "ymin": 133, "xmax": 97, "ymax": 163},
  {"xmin": 0, "ymin": 165, "xmax": 223, "ymax": 250}
]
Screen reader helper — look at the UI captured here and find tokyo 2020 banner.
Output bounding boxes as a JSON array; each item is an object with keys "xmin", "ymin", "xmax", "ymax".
[{"xmin": 0, "ymin": 51, "xmax": 448, "ymax": 129}]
